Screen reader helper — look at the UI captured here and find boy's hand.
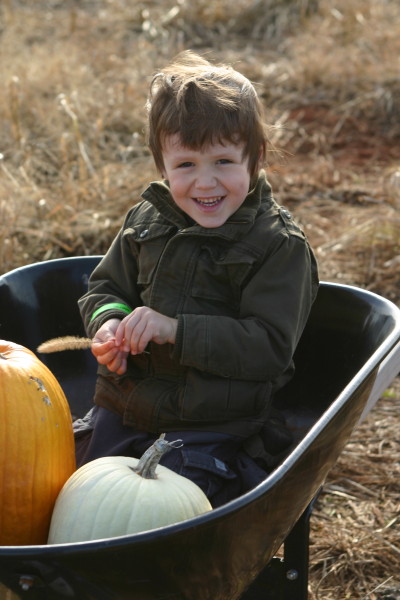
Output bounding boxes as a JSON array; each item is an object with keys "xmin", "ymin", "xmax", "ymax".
[
  {"xmin": 115, "ymin": 307, "xmax": 177, "ymax": 356},
  {"xmin": 91, "ymin": 318, "xmax": 129, "ymax": 375},
  {"xmin": 91, "ymin": 310, "xmax": 177, "ymax": 375}
]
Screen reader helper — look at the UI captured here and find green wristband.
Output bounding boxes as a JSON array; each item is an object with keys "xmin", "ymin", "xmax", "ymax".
[{"xmin": 90, "ymin": 302, "xmax": 132, "ymax": 322}]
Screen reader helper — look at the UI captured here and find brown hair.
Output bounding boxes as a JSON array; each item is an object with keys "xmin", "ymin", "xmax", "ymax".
[{"xmin": 146, "ymin": 51, "xmax": 268, "ymax": 180}]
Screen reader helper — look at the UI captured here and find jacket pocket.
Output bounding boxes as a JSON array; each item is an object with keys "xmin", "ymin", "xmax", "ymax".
[
  {"xmin": 190, "ymin": 247, "xmax": 257, "ymax": 312},
  {"xmin": 124, "ymin": 224, "xmax": 175, "ymax": 287},
  {"xmin": 123, "ymin": 376, "xmax": 181, "ymax": 432},
  {"xmin": 181, "ymin": 369, "xmax": 272, "ymax": 422}
]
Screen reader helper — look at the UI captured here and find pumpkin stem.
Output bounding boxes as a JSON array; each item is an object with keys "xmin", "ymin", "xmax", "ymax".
[{"xmin": 132, "ymin": 434, "xmax": 183, "ymax": 479}]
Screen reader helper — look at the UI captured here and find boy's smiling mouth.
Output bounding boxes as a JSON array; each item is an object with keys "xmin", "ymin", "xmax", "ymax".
[{"xmin": 194, "ymin": 196, "xmax": 224, "ymax": 207}]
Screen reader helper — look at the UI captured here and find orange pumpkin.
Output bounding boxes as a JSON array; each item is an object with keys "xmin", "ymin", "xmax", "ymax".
[{"xmin": 0, "ymin": 340, "xmax": 76, "ymax": 545}]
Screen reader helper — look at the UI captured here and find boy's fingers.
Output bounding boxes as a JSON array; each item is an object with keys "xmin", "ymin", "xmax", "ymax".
[
  {"xmin": 95, "ymin": 351, "xmax": 117, "ymax": 365},
  {"xmin": 92, "ymin": 337, "xmax": 115, "ymax": 348},
  {"xmin": 108, "ymin": 353, "xmax": 127, "ymax": 374},
  {"xmin": 116, "ymin": 314, "xmax": 140, "ymax": 349}
]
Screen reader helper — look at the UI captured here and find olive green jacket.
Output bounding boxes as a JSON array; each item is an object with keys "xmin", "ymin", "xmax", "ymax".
[{"xmin": 78, "ymin": 172, "xmax": 319, "ymax": 437}]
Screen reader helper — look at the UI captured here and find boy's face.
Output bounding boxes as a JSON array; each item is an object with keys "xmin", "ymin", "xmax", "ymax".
[{"xmin": 161, "ymin": 134, "xmax": 252, "ymax": 228}]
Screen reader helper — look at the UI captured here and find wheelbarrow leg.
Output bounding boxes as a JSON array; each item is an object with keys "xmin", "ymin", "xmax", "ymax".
[
  {"xmin": 281, "ymin": 494, "xmax": 319, "ymax": 600},
  {"xmin": 240, "ymin": 492, "xmax": 320, "ymax": 600}
]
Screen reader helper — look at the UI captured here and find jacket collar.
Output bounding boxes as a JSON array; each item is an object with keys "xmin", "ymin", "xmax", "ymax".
[{"xmin": 141, "ymin": 171, "xmax": 273, "ymax": 241}]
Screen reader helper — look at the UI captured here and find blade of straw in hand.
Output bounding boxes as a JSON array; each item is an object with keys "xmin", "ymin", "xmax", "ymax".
[{"xmin": 37, "ymin": 336, "xmax": 92, "ymax": 353}]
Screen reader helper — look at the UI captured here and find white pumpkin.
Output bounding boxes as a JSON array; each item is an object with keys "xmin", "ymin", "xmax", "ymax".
[{"xmin": 48, "ymin": 436, "xmax": 212, "ymax": 544}]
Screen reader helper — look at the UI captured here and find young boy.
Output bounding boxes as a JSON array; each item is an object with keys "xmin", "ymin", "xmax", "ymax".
[{"xmin": 75, "ymin": 51, "xmax": 319, "ymax": 507}]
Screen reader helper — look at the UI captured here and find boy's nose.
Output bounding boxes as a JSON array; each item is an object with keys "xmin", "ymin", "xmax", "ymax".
[{"xmin": 195, "ymin": 169, "xmax": 217, "ymax": 190}]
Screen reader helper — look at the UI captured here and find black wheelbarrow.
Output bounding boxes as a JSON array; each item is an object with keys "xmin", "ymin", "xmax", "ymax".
[{"xmin": 0, "ymin": 256, "xmax": 399, "ymax": 600}]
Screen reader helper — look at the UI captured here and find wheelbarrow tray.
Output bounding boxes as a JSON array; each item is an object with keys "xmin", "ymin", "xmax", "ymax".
[{"xmin": 0, "ymin": 256, "xmax": 399, "ymax": 600}]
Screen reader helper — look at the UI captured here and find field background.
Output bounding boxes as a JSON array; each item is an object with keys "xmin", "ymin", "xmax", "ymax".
[{"xmin": 0, "ymin": 0, "xmax": 399, "ymax": 598}]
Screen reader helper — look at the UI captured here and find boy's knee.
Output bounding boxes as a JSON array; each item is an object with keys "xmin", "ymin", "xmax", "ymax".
[{"xmin": 160, "ymin": 447, "xmax": 239, "ymax": 507}]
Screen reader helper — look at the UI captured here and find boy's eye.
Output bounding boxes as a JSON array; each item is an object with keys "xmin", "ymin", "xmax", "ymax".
[
  {"xmin": 217, "ymin": 158, "xmax": 233, "ymax": 165},
  {"xmin": 177, "ymin": 161, "xmax": 193, "ymax": 168}
]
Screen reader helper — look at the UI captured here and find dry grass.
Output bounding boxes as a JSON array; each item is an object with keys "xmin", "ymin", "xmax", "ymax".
[
  {"xmin": 1, "ymin": 0, "xmax": 400, "ymax": 288},
  {"xmin": 0, "ymin": 0, "xmax": 399, "ymax": 598},
  {"xmin": 308, "ymin": 382, "xmax": 400, "ymax": 600}
]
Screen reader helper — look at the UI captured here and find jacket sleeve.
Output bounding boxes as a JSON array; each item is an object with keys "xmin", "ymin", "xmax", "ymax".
[
  {"xmin": 78, "ymin": 219, "xmax": 142, "ymax": 339},
  {"xmin": 172, "ymin": 233, "xmax": 319, "ymax": 382}
]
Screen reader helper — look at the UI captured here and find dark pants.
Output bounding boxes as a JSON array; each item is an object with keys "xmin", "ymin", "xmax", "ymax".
[{"xmin": 74, "ymin": 406, "xmax": 270, "ymax": 508}]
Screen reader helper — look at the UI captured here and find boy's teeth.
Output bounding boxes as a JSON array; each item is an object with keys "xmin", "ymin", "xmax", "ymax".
[{"xmin": 196, "ymin": 197, "xmax": 222, "ymax": 206}]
